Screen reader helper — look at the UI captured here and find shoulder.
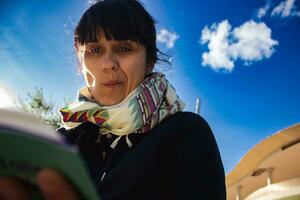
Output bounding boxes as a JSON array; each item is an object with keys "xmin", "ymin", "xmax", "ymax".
[
  {"xmin": 163, "ymin": 111, "xmax": 209, "ymax": 126},
  {"xmin": 158, "ymin": 112, "xmax": 226, "ymax": 199},
  {"xmin": 157, "ymin": 111, "xmax": 212, "ymax": 136},
  {"xmin": 149, "ymin": 111, "xmax": 221, "ymax": 163},
  {"xmin": 144, "ymin": 111, "xmax": 216, "ymax": 155}
]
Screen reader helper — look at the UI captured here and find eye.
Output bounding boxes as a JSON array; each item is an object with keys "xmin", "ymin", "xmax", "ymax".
[
  {"xmin": 90, "ymin": 48, "xmax": 102, "ymax": 53},
  {"xmin": 118, "ymin": 47, "xmax": 132, "ymax": 52}
]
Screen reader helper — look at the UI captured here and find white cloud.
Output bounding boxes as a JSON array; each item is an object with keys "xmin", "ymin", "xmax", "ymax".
[
  {"xmin": 271, "ymin": 0, "xmax": 300, "ymax": 17},
  {"xmin": 257, "ymin": 3, "xmax": 271, "ymax": 18},
  {"xmin": 201, "ymin": 20, "xmax": 234, "ymax": 71},
  {"xmin": 255, "ymin": 0, "xmax": 300, "ymax": 19},
  {"xmin": 230, "ymin": 21, "xmax": 278, "ymax": 61},
  {"xmin": 157, "ymin": 29, "xmax": 180, "ymax": 49},
  {"xmin": 200, "ymin": 20, "xmax": 278, "ymax": 72}
]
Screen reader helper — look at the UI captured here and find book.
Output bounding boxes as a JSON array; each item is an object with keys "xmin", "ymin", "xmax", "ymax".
[{"xmin": 0, "ymin": 108, "xmax": 101, "ymax": 200}]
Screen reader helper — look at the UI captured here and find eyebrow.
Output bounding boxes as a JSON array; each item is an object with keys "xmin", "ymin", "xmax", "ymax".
[{"xmin": 116, "ymin": 41, "xmax": 135, "ymax": 47}]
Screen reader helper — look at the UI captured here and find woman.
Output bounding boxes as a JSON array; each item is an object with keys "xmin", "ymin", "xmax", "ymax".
[{"xmin": 0, "ymin": 0, "xmax": 226, "ymax": 199}]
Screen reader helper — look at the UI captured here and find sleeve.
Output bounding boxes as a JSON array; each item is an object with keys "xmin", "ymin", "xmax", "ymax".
[{"xmin": 168, "ymin": 114, "xmax": 226, "ymax": 200}]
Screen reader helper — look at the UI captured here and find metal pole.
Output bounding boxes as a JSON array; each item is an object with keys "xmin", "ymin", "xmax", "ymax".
[
  {"xmin": 236, "ymin": 185, "xmax": 242, "ymax": 200},
  {"xmin": 267, "ymin": 168, "xmax": 274, "ymax": 186},
  {"xmin": 195, "ymin": 97, "xmax": 201, "ymax": 114}
]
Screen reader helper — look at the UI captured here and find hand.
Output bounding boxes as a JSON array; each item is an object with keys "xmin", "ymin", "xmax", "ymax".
[
  {"xmin": 0, "ymin": 168, "xmax": 80, "ymax": 200},
  {"xmin": 0, "ymin": 176, "xmax": 31, "ymax": 200}
]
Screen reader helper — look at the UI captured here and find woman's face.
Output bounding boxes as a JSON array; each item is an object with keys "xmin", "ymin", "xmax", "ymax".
[{"xmin": 80, "ymin": 32, "xmax": 152, "ymax": 106}]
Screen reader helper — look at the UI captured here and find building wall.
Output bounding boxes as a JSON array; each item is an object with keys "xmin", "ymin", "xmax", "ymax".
[{"xmin": 245, "ymin": 176, "xmax": 300, "ymax": 200}]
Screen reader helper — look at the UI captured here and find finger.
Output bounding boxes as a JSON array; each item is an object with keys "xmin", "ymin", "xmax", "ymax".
[
  {"xmin": 36, "ymin": 168, "xmax": 80, "ymax": 200},
  {"xmin": 0, "ymin": 177, "xmax": 31, "ymax": 200}
]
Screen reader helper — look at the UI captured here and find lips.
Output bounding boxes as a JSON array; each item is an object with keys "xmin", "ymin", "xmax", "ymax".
[{"xmin": 103, "ymin": 80, "xmax": 122, "ymax": 88}]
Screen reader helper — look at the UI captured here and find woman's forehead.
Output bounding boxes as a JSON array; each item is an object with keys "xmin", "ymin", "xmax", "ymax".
[{"xmin": 85, "ymin": 37, "xmax": 140, "ymax": 47}]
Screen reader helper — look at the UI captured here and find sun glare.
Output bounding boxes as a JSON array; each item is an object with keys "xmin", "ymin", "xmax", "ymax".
[{"xmin": 0, "ymin": 86, "xmax": 15, "ymax": 108}]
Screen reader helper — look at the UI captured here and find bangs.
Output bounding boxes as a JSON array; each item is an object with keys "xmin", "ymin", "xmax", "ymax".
[{"xmin": 74, "ymin": 0, "xmax": 156, "ymax": 49}]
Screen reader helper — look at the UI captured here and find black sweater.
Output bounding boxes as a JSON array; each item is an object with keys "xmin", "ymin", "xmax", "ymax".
[{"xmin": 57, "ymin": 111, "xmax": 226, "ymax": 200}]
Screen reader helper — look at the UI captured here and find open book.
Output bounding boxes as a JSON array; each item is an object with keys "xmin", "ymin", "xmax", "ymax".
[{"xmin": 0, "ymin": 109, "xmax": 100, "ymax": 200}]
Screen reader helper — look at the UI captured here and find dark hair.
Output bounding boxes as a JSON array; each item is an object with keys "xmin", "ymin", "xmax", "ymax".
[{"xmin": 74, "ymin": 0, "xmax": 170, "ymax": 68}]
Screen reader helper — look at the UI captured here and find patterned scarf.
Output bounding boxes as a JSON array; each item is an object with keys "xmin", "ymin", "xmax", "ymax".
[{"xmin": 59, "ymin": 72, "xmax": 185, "ymax": 148}]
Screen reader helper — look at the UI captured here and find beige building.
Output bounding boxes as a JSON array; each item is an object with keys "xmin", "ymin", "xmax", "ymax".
[{"xmin": 226, "ymin": 123, "xmax": 300, "ymax": 200}]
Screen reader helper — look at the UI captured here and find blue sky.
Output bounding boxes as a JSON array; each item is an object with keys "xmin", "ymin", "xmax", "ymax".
[{"xmin": 1, "ymin": 0, "xmax": 300, "ymax": 172}]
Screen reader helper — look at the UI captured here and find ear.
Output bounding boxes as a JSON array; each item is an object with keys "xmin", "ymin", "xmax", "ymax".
[{"xmin": 146, "ymin": 61, "xmax": 155, "ymax": 73}]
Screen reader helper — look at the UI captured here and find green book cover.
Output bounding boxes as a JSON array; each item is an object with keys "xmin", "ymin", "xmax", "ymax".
[{"xmin": 0, "ymin": 109, "xmax": 101, "ymax": 200}]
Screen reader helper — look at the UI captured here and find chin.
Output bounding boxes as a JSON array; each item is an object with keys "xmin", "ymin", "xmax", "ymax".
[{"xmin": 102, "ymin": 96, "xmax": 125, "ymax": 106}]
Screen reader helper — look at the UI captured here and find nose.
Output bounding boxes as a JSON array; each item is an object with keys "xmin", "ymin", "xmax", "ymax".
[{"xmin": 101, "ymin": 52, "xmax": 119, "ymax": 72}]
